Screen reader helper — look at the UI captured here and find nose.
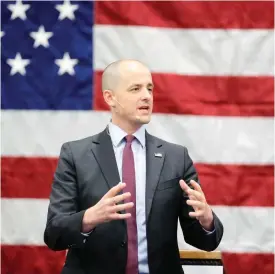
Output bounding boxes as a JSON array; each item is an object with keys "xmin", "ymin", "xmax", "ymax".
[{"xmin": 141, "ymin": 87, "xmax": 152, "ymax": 100}]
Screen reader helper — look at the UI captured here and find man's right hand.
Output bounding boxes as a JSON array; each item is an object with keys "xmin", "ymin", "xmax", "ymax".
[{"xmin": 82, "ymin": 182, "xmax": 133, "ymax": 233}]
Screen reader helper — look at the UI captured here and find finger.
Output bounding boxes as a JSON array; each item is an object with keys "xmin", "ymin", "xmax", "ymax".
[
  {"xmin": 107, "ymin": 192, "xmax": 131, "ymax": 205},
  {"xmin": 189, "ymin": 195, "xmax": 197, "ymax": 200},
  {"xmin": 187, "ymin": 189, "xmax": 204, "ymax": 201},
  {"xmin": 190, "ymin": 180, "xmax": 203, "ymax": 193},
  {"xmin": 179, "ymin": 179, "xmax": 191, "ymax": 193},
  {"xmin": 109, "ymin": 212, "xmax": 131, "ymax": 220},
  {"xmin": 103, "ymin": 182, "xmax": 126, "ymax": 199},
  {"xmin": 110, "ymin": 202, "xmax": 134, "ymax": 213},
  {"xmin": 189, "ymin": 210, "xmax": 204, "ymax": 218},
  {"xmin": 186, "ymin": 200, "xmax": 204, "ymax": 208}
]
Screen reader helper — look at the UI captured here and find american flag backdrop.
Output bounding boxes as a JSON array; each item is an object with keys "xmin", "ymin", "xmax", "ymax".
[{"xmin": 1, "ymin": 1, "xmax": 274, "ymax": 273}]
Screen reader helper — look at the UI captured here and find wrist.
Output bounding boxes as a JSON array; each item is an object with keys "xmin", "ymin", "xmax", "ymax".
[
  {"xmin": 82, "ymin": 208, "xmax": 97, "ymax": 233},
  {"xmin": 200, "ymin": 219, "xmax": 214, "ymax": 231},
  {"xmin": 199, "ymin": 207, "xmax": 214, "ymax": 230}
]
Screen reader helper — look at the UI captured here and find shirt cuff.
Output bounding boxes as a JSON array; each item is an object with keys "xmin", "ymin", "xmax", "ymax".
[
  {"xmin": 202, "ymin": 227, "xmax": 216, "ymax": 235},
  {"xmin": 81, "ymin": 228, "xmax": 95, "ymax": 237}
]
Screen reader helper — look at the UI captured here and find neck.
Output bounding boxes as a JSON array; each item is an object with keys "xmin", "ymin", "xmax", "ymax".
[{"xmin": 111, "ymin": 117, "xmax": 142, "ymax": 135}]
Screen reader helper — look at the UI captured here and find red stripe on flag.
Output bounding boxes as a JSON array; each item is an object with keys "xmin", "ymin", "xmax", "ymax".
[
  {"xmin": 1, "ymin": 157, "xmax": 58, "ymax": 199},
  {"xmin": 1, "ymin": 157, "xmax": 274, "ymax": 207},
  {"xmin": 195, "ymin": 164, "xmax": 274, "ymax": 207},
  {"xmin": 95, "ymin": 1, "xmax": 274, "ymax": 29},
  {"xmin": 1, "ymin": 245, "xmax": 273, "ymax": 274},
  {"xmin": 94, "ymin": 72, "xmax": 274, "ymax": 117},
  {"xmin": 1, "ymin": 245, "xmax": 66, "ymax": 274},
  {"xmin": 222, "ymin": 252, "xmax": 274, "ymax": 274}
]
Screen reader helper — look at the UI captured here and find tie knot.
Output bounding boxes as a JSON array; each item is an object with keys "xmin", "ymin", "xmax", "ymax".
[{"xmin": 125, "ymin": 135, "xmax": 135, "ymax": 144}]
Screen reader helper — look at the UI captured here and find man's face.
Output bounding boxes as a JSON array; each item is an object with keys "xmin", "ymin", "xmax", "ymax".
[{"xmin": 111, "ymin": 62, "xmax": 154, "ymax": 126}]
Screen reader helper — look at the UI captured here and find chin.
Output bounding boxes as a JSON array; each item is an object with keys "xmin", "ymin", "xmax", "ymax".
[{"xmin": 136, "ymin": 116, "xmax": 151, "ymax": 124}]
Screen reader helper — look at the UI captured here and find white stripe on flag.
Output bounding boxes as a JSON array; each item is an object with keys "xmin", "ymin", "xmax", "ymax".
[
  {"xmin": 94, "ymin": 26, "xmax": 274, "ymax": 76},
  {"xmin": 1, "ymin": 198, "xmax": 274, "ymax": 253},
  {"xmin": 1, "ymin": 110, "xmax": 273, "ymax": 164},
  {"xmin": 177, "ymin": 206, "xmax": 275, "ymax": 254}
]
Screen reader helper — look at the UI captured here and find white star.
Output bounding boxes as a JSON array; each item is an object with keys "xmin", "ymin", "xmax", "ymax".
[
  {"xmin": 7, "ymin": 53, "xmax": 31, "ymax": 76},
  {"xmin": 55, "ymin": 0, "xmax": 79, "ymax": 21},
  {"xmin": 1, "ymin": 31, "xmax": 5, "ymax": 38},
  {"xmin": 55, "ymin": 52, "xmax": 78, "ymax": 76},
  {"xmin": 7, "ymin": 0, "xmax": 30, "ymax": 20},
  {"xmin": 30, "ymin": 26, "xmax": 53, "ymax": 48}
]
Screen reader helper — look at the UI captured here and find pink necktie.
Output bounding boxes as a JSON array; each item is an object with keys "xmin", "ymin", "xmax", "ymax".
[{"xmin": 122, "ymin": 135, "xmax": 138, "ymax": 274}]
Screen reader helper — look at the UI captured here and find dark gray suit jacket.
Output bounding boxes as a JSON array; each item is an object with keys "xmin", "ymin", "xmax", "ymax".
[{"xmin": 44, "ymin": 128, "xmax": 223, "ymax": 274}]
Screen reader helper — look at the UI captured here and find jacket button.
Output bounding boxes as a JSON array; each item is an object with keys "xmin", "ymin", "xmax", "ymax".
[{"xmin": 120, "ymin": 241, "xmax": 126, "ymax": 247}]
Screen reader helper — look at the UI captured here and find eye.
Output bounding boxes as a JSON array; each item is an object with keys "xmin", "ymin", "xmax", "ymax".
[{"xmin": 131, "ymin": 87, "xmax": 139, "ymax": 92}]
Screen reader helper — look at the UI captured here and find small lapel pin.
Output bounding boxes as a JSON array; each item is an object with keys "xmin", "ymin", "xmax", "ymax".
[{"xmin": 154, "ymin": 153, "xmax": 162, "ymax": 158}]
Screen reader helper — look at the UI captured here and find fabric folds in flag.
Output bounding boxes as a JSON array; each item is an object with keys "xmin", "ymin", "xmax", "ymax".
[{"xmin": 1, "ymin": 1, "xmax": 274, "ymax": 274}]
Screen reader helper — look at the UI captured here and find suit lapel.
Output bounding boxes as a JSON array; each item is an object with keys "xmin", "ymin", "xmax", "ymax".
[
  {"xmin": 90, "ymin": 128, "xmax": 166, "ymax": 220},
  {"xmin": 145, "ymin": 132, "xmax": 165, "ymax": 221},
  {"xmin": 90, "ymin": 128, "xmax": 121, "ymax": 193}
]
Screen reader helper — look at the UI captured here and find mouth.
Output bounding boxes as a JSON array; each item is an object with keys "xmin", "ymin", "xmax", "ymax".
[{"xmin": 138, "ymin": 106, "xmax": 150, "ymax": 114}]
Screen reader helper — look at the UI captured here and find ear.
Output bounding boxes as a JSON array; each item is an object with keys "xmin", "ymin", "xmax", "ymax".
[{"xmin": 102, "ymin": 90, "xmax": 115, "ymax": 107}]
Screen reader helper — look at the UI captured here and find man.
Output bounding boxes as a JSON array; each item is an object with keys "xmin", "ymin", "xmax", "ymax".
[{"xmin": 44, "ymin": 59, "xmax": 224, "ymax": 274}]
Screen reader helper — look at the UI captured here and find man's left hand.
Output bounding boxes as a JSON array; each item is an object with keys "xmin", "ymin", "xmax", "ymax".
[{"xmin": 180, "ymin": 179, "xmax": 214, "ymax": 231}]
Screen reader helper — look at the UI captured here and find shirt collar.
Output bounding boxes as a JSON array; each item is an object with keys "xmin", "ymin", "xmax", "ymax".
[{"xmin": 108, "ymin": 122, "xmax": 146, "ymax": 148}]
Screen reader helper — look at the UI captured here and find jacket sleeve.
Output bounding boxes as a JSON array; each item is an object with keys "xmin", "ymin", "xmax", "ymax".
[
  {"xmin": 178, "ymin": 147, "xmax": 224, "ymax": 251},
  {"xmin": 44, "ymin": 142, "xmax": 89, "ymax": 251}
]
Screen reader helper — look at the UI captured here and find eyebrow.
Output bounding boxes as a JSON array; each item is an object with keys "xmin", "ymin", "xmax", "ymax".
[{"xmin": 128, "ymin": 83, "xmax": 154, "ymax": 88}]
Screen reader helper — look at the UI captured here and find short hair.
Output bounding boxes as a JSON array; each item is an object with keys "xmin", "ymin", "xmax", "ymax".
[
  {"xmin": 101, "ymin": 60, "xmax": 121, "ymax": 92},
  {"xmin": 101, "ymin": 59, "xmax": 149, "ymax": 92}
]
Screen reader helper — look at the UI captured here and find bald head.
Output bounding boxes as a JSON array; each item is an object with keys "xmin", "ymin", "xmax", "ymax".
[
  {"xmin": 101, "ymin": 59, "xmax": 153, "ymax": 131},
  {"xmin": 101, "ymin": 59, "xmax": 150, "ymax": 92}
]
